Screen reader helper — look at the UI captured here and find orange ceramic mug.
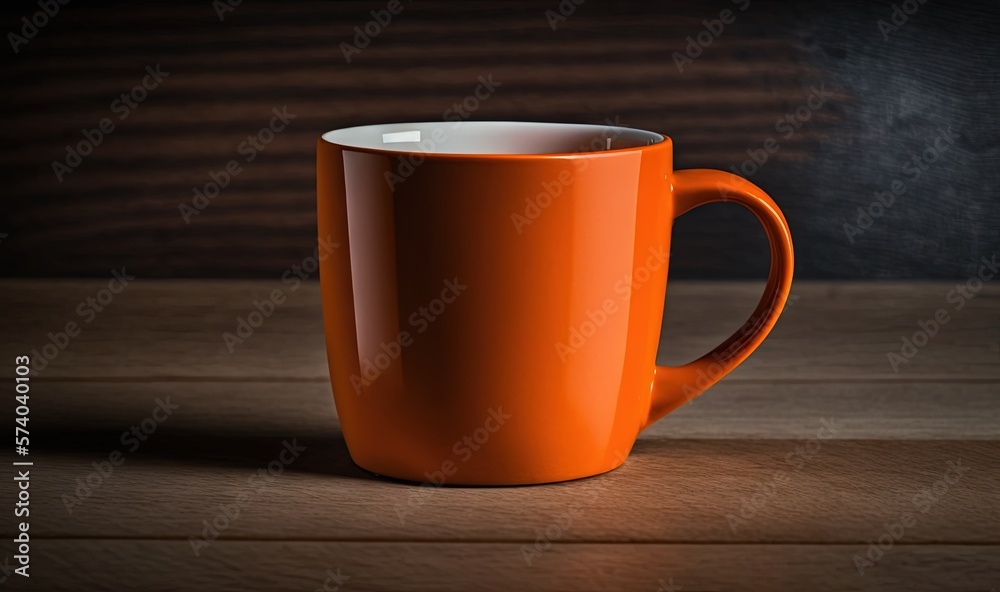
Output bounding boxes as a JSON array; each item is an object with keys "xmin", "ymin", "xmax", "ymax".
[{"xmin": 317, "ymin": 121, "xmax": 793, "ymax": 485}]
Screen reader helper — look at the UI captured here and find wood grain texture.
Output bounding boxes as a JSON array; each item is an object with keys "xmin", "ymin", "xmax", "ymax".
[
  {"xmin": 23, "ymin": 541, "xmax": 1000, "ymax": 592},
  {"xmin": 1, "ymin": 279, "xmax": 997, "ymax": 589},
  {"xmin": 2, "ymin": 280, "xmax": 997, "ymax": 379},
  {"xmin": 5, "ymin": 439, "xmax": 998, "ymax": 542},
  {"xmin": 21, "ymin": 381, "xmax": 1000, "ymax": 441},
  {"xmin": 1, "ymin": 0, "xmax": 997, "ymax": 279}
]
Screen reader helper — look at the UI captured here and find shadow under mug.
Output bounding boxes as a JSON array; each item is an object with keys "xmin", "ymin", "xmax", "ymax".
[{"xmin": 317, "ymin": 121, "xmax": 793, "ymax": 485}]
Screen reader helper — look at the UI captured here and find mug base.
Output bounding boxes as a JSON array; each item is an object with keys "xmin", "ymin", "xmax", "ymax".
[{"xmin": 351, "ymin": 453, "xmax": 630, "ymax": 487}]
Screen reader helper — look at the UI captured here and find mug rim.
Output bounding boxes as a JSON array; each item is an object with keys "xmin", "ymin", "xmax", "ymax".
[{"xmin": 319, "ymin": 120, "xmax": 670, "ymax": 161}]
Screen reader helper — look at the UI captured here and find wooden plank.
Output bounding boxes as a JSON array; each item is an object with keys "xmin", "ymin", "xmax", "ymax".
[
  {"xmin": 18, "ymin": 540, "xmax": 1000, "ymax": 592},
  {"xmin": 5, "ymin": 38, "xmax": 795, "ymax": 73},
  {"xmin": 2, "ymin": 281, "xmax": 997, "ymax": 379},
  {"xmin": 660, "ymin": 382, "xmax": 1000, "ymax": 440},
  {"xmin": 21, "ymin": 381, "xmax": 1000, "ymax": 441},
  {"xmin": 6, "ymin": 439, "xmax": 996, "ymax": 542},
  {"xmin": 9, "ymin": 62, "xmax": 825, "ymax": 106}
]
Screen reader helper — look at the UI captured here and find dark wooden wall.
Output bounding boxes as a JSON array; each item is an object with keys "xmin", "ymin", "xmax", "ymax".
[{"xmin": 1, "ymin": 0, "xmax": 997, "ymax": 278}]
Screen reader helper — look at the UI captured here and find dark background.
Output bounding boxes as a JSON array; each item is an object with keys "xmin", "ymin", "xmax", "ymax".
[{"xmin": 1, "ymin": 0, "xmax": 997, "ymax": 279}]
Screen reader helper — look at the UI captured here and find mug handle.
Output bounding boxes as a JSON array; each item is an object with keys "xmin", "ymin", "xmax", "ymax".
[{"xmin": 642, "ymin": 169, "xmax": 795, "ymax": 430}]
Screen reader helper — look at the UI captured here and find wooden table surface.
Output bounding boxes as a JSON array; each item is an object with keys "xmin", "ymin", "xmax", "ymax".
[{"xmin": 2, "ymin": 280, "xmax": 998, "ymax": 591}]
